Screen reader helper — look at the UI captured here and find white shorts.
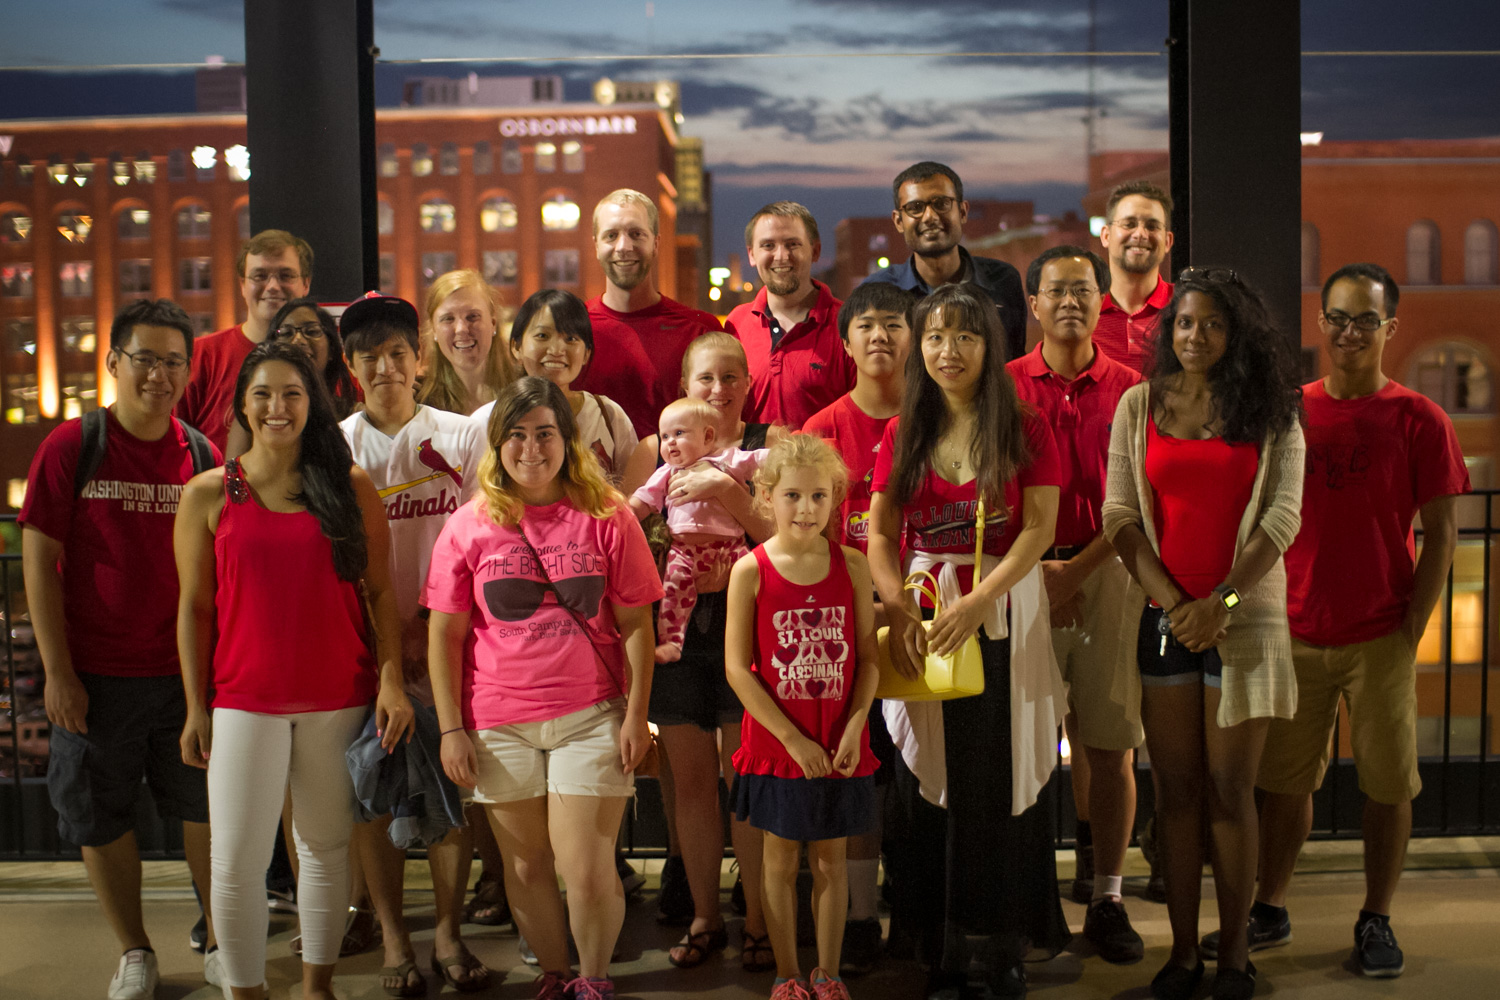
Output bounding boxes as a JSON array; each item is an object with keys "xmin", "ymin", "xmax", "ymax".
[{"xmin": 470, "ymin": 699, "xmax": 634, "ymax": 804}]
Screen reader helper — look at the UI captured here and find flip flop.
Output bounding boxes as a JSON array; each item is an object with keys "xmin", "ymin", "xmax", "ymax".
[
  {"xmin": 379, "ymin": 959, "xmax": 425, "ymax": 998},
  {"xmin": 431, "ymin": 944, "xmax": 490, "ymax": 993},
  {"xmin": 464, "ymin": 871, "xmax": 512, "ymax": 927}
]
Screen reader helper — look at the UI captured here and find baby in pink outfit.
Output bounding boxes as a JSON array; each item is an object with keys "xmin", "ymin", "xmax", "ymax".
[{"xmin": 630, "ymin": 398, "xmax": 766, "ymax": 662}]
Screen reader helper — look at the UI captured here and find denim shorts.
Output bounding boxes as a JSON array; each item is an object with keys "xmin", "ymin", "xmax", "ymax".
[
  {"xmin": 1136, "ymin": 605, "xmax": 1223, "ymax": 688},
  {"xmin": 47, "ymin": 672, "xmax": 209, "ymax": 847}
]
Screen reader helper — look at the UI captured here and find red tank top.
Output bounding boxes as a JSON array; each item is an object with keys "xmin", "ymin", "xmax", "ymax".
[
  {"xmin": 1146, "ymin": 414, "xmax": 1259, "ymax": 600},
  {"xmin": 731, "ymin": 540, "xmax": 877, "ymax": 780},
  {"xmin": 211, "ymin": 461, "xmax": 377, "ymax": 714}
]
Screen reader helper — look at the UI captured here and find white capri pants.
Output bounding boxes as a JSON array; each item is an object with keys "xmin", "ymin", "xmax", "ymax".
[{"xmin": 208, "ymin": 706, "xmax": 366, "ymax": 988}]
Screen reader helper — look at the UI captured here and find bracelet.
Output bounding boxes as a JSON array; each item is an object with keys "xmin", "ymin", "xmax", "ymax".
[
  {"xmin": 440, "ymin": 726, "xmax": 466, "ymax": 736},
  {"xmin": 1164, "ymin": 598, "xmax": 1189, "ymax": 618}
]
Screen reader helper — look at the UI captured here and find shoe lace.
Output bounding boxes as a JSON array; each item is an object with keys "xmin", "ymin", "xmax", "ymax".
[
  {"xmin": 535, "ymin": 971, "xmax": 570, "ymax": 1000},
  {"xmin": 1360, "ymin": 917, "xmax": 1396, "ymax": 949},
  {"xmin": 771, "ymin": 979, "xmax": 813, "ymax": 1000},
  {"xmin": 569, "ymin": 976, "xmax": 614, "ymax": 1000},
  {"xmin": 812, "ymin": 977, "xmax": 852, "ymax": 1000}
]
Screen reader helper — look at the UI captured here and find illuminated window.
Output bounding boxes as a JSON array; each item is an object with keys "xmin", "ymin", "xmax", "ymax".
[
  {"xmin": 473, "ymin": 141, "xmax": 493, "ymax": 175},
  {"xmin": 379, "ymin": 253, "xmax": 395, "ymax": 293},
  {"xmin": 378, "ymin": 199, "xmax": 394, "ymax": 236},
  {"xmin": 59, "ymin": 261, "xmax": 94, "ymax": 297},
  {"xmin": 1, "ymin": 263, "xmax": 33, "ymax": 298},
  {"xmin": 1301, "ymin": 221, "xmax": 1320, "ymax": 287},
  {"xmin": 562, "ymin": 140, "xmax": 583, "ymax": 172},
  {"xmin": 1406, "ymin": 220, "xmax": 1441, "ymax": 285},
  {"xmin": 4, "ymin": 317, "xmax": 38, "ymax": 425},
  {"xmin": 225, "ymin": 144, "xmax": 250, "ymax": 182},
  {"xmin": 482, "ymin": 250, "xmax": 518, "ymax": 287},
  {"xmin": 421, "ymin": 251, "xmax": 456, "ymax": 289},
  {"xmin": 412, "ymin": 143, "xmax": 433, "ymax": 177},
  {"xmin": 56, "ymin": 211, "xmax": 92, "ymax": 244},
  {"xmin": 134, "ymin": 151, "xmax": 156, "ymax": 184},
  {"xmin": 5, "ymin": 317, "xmax": 36, "ymax": 355},
  {"xmin": 110, "ymin": 153, "xmax": 131, "ymax": 186},
  {"xmin": 17, "ymin": 155, "xmax": 35, "ymax": 185},
  {"xmin": 1465, "ymin": 219, "xmax": 1498, "ymax": 285},
  {"xmin": 192, "ymin": 145, "xmax": 217, "ymax": 182},
  {"xmin": 1410, "ymin": 343, "xmax": 1493, "ymax": 415},
  {"xmin": 72, "ymin": 153, "xmax": 93, "ymax": 187},
  {"xmin": 168, "ymin": 149, "xmax": 186, "ymax": 183},
  {"xmin": 61, "ymin": 372, "xmax": 98, "ymax": 420},
  {"xmin": 420, "ymin": 198, "xmax": 456, "ymax": 234},
  {"xmin": 180, "ymin": 257, "xmax": 213, "ymax": 293},
  {"xmin": 378, "ymin": 143, "xmax": 399, "ymax": 178},
  {"xmin": 535, "ymin": 142, "xmax": 557, "ymax": 173},
  {"xmin": 7, "ymin": 479, "xmax": 26, "ymax": 510},
  {"xmin": 189, "ymin": 313, "xmax": 215, "ymax": 336},
  {"xmin": 544, "ymin": 248, "xmax": 579, "ymax": 285},
  {"xmin": 118, "ymin": 207, "xmax": 151, "ymax": 240},
  {"xmin": 0, "ymin": 213, "xmax": 31, "ymax": 243},
  {"xmin": 236, "ymin": 203, "xmax": 251, "ymax": 240},
  {"xmin": 541, "ymin": 195, "xmax": 580, "ymax": 232},
  {"xmin": 4, "ymin": 372, "xmax": 39, "ymax": 425},
  {"xmin": 440, "ymin": 142, "xmax": 460, "ymax": 176},
  {"xmin": 176, "ymin": 205, "xmax": 211, "ymax": 240},
  {"xmin": 119, "ymin": 259, "xmax": 153, "ymax": 294},
  {"xmin": 61, "ymin": 316, "xmax": 96, "ymax": 354},
  {"xmin": 479, "ymin": 197, "xmax": 518, "ymax": 233},
  {"xmin": 48, "ymin": 157, "xmax": 69, "ymax": 185},
  {"xmin": 501, "ymin": 139, "xmax": 522, "ymax": 174}
]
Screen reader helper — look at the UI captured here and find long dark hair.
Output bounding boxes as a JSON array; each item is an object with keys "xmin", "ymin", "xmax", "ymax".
[
  {"xmin": 233, "ymin": 340, "xmax": 367, "ymax": 582},
  {"xmin": 1149, "ymin": 269, "xmax": 1303, "ymax": 444},
  {"xmin": 271, "ymin": 297, "xmax": 358, "ymax": 420},
  {"xmin": 886, "ymin": 282, "xmax": 1029, "ymax": 511}
]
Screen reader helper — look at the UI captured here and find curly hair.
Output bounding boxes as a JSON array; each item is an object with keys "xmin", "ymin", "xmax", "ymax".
[
  {"xmin": 233, "ymin": 340, "xmax": 366, "ymax": 582},
  {"xmin": 752, "ymin": 433, "xmax": 849, "ymax": 543},
  {"xmin": 270, "ymin": 298, "xmax": 358, "ymax": 420},
  {"xmin": 1149, "ymin": 269, "xmax": 1303, "ymax": 444}
]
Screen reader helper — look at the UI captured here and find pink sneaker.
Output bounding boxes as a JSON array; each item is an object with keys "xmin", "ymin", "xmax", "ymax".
[
  {"xmin": 570, "ymin": 976, "xmax": 616, "ymax": 1000},
  {"xmin": 810, "ymin": 968, "xmax": 851, "ymax": 1000},
  {"xmin": 771, "ymin": 978, "xmax": 812, "ymax": 1000},
  {"xmin": 534, "ymin": 971, "xmax": 570, "ymax": 1000}
]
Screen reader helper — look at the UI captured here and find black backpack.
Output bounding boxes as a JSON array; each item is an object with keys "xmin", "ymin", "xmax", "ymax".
[{"xmin": 73, "ymin": 409, "xmax": 217, "ymax": 497}]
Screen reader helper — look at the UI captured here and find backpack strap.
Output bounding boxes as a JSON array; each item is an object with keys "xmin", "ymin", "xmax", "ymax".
[
  {"xmin": 178, "ymin": 419, "xmax": 216, "ymax": 474},
  {"xmin": 73, "ymin": 409, "xmax": 109, "ymax": 498}
]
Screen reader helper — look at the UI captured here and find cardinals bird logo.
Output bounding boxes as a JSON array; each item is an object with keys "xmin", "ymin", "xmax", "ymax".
[{"xmin": 377, "ymin": 439, "xmax": 465, "ymax": 498}]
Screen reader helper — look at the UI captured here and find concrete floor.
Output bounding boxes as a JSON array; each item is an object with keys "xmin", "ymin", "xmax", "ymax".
[{"xmin": 3, "ymin": 838, "xmax": 1497, "ymax": 999}]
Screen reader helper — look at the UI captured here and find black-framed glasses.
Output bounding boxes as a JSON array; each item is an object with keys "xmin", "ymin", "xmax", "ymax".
[
  {"xmin": 1321, "ymin": 310, "xmax": 1393, "ymax": 333},
  {"xmin": 115, "ymin": 347, "xmax": 188, "ymax": 373},
  {"xmin": 274, "ymin": 323, "xmax": 327, "ymax": 341},
  {"xmin": 899, "ymin": 196, "xmax": 957, "ymax": 219},
  {"xmin": 1177, "ymin": 266, "xmax": 1240, "ymax": 285}
]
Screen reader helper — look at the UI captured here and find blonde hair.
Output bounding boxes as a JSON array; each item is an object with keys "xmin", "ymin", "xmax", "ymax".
[
  {"xmin": 659, "ymin": 397, "xmax": 717, "ymax": 431},
  {"xmin": 592, "ymin": 188, "xmax": 659, "ymax": 237},
  {"xmin": 417, "ymin": 269, "xmax": 516, "ymax": 414},
  {"xmin": 476, "ymin": 376, "xmax": 621, "ymax": 526},
  {"xmin": 752, "ymin": 433, "xmax": 849, "ymax": 543},
  {"xmin": 679, "ymin": 330, "xmax": 749, "ymax": 387}
]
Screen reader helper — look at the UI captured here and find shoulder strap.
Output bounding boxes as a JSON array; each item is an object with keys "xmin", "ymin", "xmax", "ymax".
[
  {"xmin": 74, "ymin": 409, "xmax": 109, "ymax": 497},
  {"xmin": 178, "ymin": 419, "xmax": 216, "ymax": 474}
]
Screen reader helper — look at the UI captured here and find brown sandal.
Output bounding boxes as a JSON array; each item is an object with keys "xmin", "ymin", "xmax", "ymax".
[
  {"xmin": 379, "ymin": 959, "xmax": 425, "ymax": 998},
  {"xmin": 464, "ymin": 871, "xmax": 512, "ymax": 927},
  {"xmin": 668, "ymin": 923, "xmax": 728, "ymax": 968},
  {"xmin": 741, "ymin": 930, "xmax": 776, "ymax": 972},
  {"xmin": 431, "ymin": 944, "xmax": 490, "ymax": 993}
]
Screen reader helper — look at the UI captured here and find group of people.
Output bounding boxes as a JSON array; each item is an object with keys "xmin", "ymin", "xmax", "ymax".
[{"xmin": 20, "ymin": 160, "xmax": 1468, "ymax": 1000}]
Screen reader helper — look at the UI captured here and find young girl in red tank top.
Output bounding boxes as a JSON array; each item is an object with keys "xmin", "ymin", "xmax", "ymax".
[{"xmin": 724, "ymin": 434, "xmax": 880, "ymax": 1000}]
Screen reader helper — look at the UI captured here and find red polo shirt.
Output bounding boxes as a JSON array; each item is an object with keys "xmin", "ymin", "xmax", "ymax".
[
  {"xmin": 1007, "ymin": 343, "xmax": 1140, "ymax": 548},
  {"xmin": 726, "ymin": 281, "xmax": 854, "ymax": 429},
  {"xmin": 1096, "ymin": 278, "xmax": 1172, "ymax": 374},
  {"xmin": 580, "ymin": 295, "xmax": 723, "ymax": 439}
]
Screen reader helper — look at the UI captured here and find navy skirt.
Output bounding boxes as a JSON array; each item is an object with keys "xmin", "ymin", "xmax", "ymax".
[{"xmin": 732, "ymin": 772, "xmax": 876, "ymax": 842}]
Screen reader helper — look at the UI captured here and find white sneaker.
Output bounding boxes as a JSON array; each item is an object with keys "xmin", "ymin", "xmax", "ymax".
[
  {"xmin": 107, "ymin": 948, "xmax": 159, "ymax": 1000},
  {"xmin": 204, "ymin": 948, "xmax": 224, "ymax": 987}
]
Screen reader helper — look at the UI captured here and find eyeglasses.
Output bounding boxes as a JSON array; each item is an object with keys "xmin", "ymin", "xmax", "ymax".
[
  {"xmin": 899, "ymin": 196, "xmax": 957, "ymax": 219},
  {"xmin": 1178, "ymin": 266, "xmax": 1241, "ymax": 285},
  {"xmin": 244, "ymin": 269, "xmax": 304, "ymax": 287},
  {"xmin": 1039, "ymin": 285, "xmax": 1099, "ymax": 302},
  {"xmin": 274, "ymin": 323, "xmax": 327, "ymax": 341},
  {"xmin": 116, "ymin": 348, "xmax": 188, "ymax": 374},
  {"xmin": 1321, "ymin": 310, "xmax": 1393, "ymax": 333},
  {"xmin": 483, "ymin": 574, "xmax": 604, "ymax": 621}
]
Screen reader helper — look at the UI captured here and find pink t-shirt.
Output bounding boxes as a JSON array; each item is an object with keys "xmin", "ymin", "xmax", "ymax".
[{"xmin": 422, "ymin": 497, "xmax": 665, "ymax": 729}]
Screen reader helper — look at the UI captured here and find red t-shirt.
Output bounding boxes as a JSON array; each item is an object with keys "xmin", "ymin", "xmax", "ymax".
[
  {"xmin": 1096, "ymin": 279, "xmax": 1172, "ymax": 375},
  {"xmin": 803, "ymin": 394, "xmax": 894, "ymax": 553},
  {"xmin": 1007, "ymin": 345, "xmax": 1140, "ymax": 547},
  {"xmin": 1146, "ymin": 415, "xmax": 1259, "ymax": 600},
  {"xmin": 580, "ymin": 296, "xmax": 723, "ymax": 439},
  {"xmin": 176, "ymin": 324, "xmax": 255, "ymax": 453},
  {"xmin": 870, "ymin": 411, "xmax": 1062, "ymax": 595},
  {"xmin": 726, "ymin": 281, "xmax": 855, "ymax": 430},
  {"xmin": 19, "ymin": 411, "xmax": 222, "ymax": 677},
  {"xmin": 1286, "ymin": 379, "xmax": 1471, "ymax": 646},
  {"xmin": 732, "ymin": 540, "xmax": 877, "ymax": 780}
]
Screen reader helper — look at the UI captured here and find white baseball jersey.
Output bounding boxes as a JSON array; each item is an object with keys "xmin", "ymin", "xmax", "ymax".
[{"xmin": 471, "ymin": 391, "xmax": 636, "ymax": 484}]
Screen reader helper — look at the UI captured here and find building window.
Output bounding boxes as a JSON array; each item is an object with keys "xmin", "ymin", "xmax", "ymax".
[
  {"xmin": 420, "ymin": 198, "xmax": 456, "ymax": 234},
  {"xmin": 4, "ymin": 317, "xmax": 38, "ymax": 425},
  {"xmin": 56, "ymin": 211, "xmax": 92, "ymax": 244},
  {"xmin": 1410, "ymin": 342, "xmax": 1493, "ymax": 415},
  {"xmin": 561, "ymin": 140, "xmax": 584, "ymax": 173},
  {"xmin": 480, "ymin": 197, "xmax": 518, "ymax": 233},
  {"xmin": 1, "ymin": 264, "xmax": 33, "ymax": 298},
  {"xmin": 482, "ymin": 250, "xmax": 518, "ymax": 288},
  {"xmin": 5, "ymin": 317, "xmax": 36, "ymax": 355},
  {"xmin": 61, "ymin": 372, "xmax": 98, "ymax": 420},
  {"xmin": 71, "ymin": 154, "xmax": 93, "ymax": 187},
  {"xmin": 378, "ymin": 199, "xmax": 394, "ymax": 236},
  {"xmin": 412, "ymin": 143, "xmax": 433, "ymax": 177},
  {"xmin": 192, "ymin": 145, "xmax": 217, "ymax": 182},
  {"xmin": 4, "ymin": 372, "xmax": 39, "ymax": 425},
  {"xmin": 225, "ymin": 144, "xmax": 250, "ymax": 182},
  {"xmin": 48, "ymin": 157, "xmax": 69, "ymax": 185},
  {"xmin": 236, "ymin": 203, "xmax": 251, "ymax": 241},
  {"xmin": 421, "ymin": 251, "xmax": 456, "ymax": 289},
  {"xmin": 541, "ymin": 195, "xmax": 580, "ymax": 232},
  {"xmin": 61, "ymin": 316, "xmax": 96, "ymax": 354},
  {"xmin": 501, "ymin": 139, "xmax": 522, "ymax": 174},
  {"xmin": 1464, "ymin": 219, "xmax": 1498, "ymax": 285},
  {"xmin": 110, "ymin": 153, "xmax": 131, "ymax": 186},
  {"xmin": 473, "ymin": 141, "xmax": 493, "ymax": 175},
  {"xmin": 1300, "ymin": 221, "xmax": 1319, "ymax": 287},
  {"xmin": 118, "ymin": 207, "xmax": 151, "ymax": 240},
  {"xmin": 439, "ymin": 142, "xmax": 460, "ymax": 176},
  {"xmin": 180, "ymin": 257, "xmax": 213, "ymax": 293},
  {"xmin": 188, "ymin": 313, "xmax": 215, "ymax": 336},
  {"xmin": 134, "ymin": 152, "xmax": 156, "ymax": 184},
  {"xmin": 168, "ymin": 149, "xmax": 187, "ymax": 183},
  {"xmin": 379, "ymin": 253, "xmax": 395, "ymax": 294},
  {"xmin": 59, "ymin": 261, "xmax": 94, "ymax": 297},
  {"xmin": 0, "ymin": 212, "xmax": 32, "ymax": 243},
  {"xmin": 1406, "ymin": 220, "xmax": 1441, "ymax": 285},
  {"xmin": 379, "ymin": 143, "xmax": 399, "ymax": 178},
  {"xmin": 544, "ymin": 248, "xmax": 579, "ymax": 286},
  {"xmin": 177, "ymin": 205, "xmax": 211, "ymax": 240},
  {"xmin": 119, "ymin": 259, "xmax": 153, "ymax": 295},
  {"xmin": 535, "ymin": 142, "xmax": 557, "ymax": 173}
]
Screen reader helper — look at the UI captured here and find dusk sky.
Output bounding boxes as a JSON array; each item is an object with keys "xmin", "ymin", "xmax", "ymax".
[{"xmin": 3, "ymin": 0, "xmax": 1497, "ymax": 264}]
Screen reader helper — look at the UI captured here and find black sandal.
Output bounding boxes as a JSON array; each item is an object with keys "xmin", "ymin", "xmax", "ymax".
[
  {"xmin": 668, "ymin": 924, "xmax": 728, "ymax": 968},
  {"xmin": 464, "ymin": 871, "xmax": 512, "ymax": 927},
  {"xmin": 741, "ymin": 930, "xmax": 775, "ymax": 972}
]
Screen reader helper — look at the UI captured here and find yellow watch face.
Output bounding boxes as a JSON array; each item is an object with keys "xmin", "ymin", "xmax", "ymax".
[{"xmin": 1222, "ymin": 590, "xmax": 1241, "ymax": 610}]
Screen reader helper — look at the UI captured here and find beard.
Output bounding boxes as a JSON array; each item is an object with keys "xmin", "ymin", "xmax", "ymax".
[
  {"xmin": 762, "ymin": 270, "xmax": 803, "ymax": 296},
  {"xmin": 1115, "ymin": 245, "xmax": 1163, "ymax": 275},
  {"xmin": 603, "ymin": 255, "xmax": 654, "ymax": 291}
]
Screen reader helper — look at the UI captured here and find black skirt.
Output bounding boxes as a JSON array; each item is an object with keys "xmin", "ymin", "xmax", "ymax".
[{"xmin": 732, "ymin": 772, "xmax": 876, "ymax": 842}]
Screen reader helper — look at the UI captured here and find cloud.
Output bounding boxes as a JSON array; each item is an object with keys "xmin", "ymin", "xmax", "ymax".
[
  {"xmin": 933, "ymin": 128, "xmax": 1019, "ymax": 143},
  {"xmin": 709, "ymin": 161, "xmax": 865, "ymax": 176}
]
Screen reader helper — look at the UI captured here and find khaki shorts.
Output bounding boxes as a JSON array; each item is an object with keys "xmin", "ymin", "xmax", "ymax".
[
  {"xmin": 1256, "ymin": 631, "xmax": 1420, "ymax": 805},
  {"xmin": 1052, "ymin": 557, "xmax": 1144, "ymax": 752},
  {"xmin": 471, "ymin": 699, "xmax": 634, "ymax": 804}
]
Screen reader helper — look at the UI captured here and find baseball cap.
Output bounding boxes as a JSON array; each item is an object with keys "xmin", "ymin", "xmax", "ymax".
[{"xmin": 339, "ymin": 291, "xmax": 419, "ymax": 336}]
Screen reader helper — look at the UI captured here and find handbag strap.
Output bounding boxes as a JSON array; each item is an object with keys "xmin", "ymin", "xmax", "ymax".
[
  {"xmin": 901, "ymin": 496, "xmax": 988, "ymax": 605},
  {"xmin": 973, "ymin": 495, "xmax": 987, "ymax": 588},
  {"xmin": 514, "ymin": 518, "xmax": 626, "ymax": 701}
]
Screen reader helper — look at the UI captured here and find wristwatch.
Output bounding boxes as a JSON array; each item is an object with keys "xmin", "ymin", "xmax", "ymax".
[{"xmin": 1212, "ymin": 584, "xmax": 1241, "ymax": 612}]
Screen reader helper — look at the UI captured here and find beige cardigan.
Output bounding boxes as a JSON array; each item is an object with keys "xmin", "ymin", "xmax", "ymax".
[{"xmin": 1100, "ymin": 383, "xmax": 1304, "ymax": 729}]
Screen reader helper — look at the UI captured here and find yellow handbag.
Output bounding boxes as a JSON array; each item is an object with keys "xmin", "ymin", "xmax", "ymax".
[{"xmin": 874, "ymin": 498, "xmax": 987, "ymax": 702}]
